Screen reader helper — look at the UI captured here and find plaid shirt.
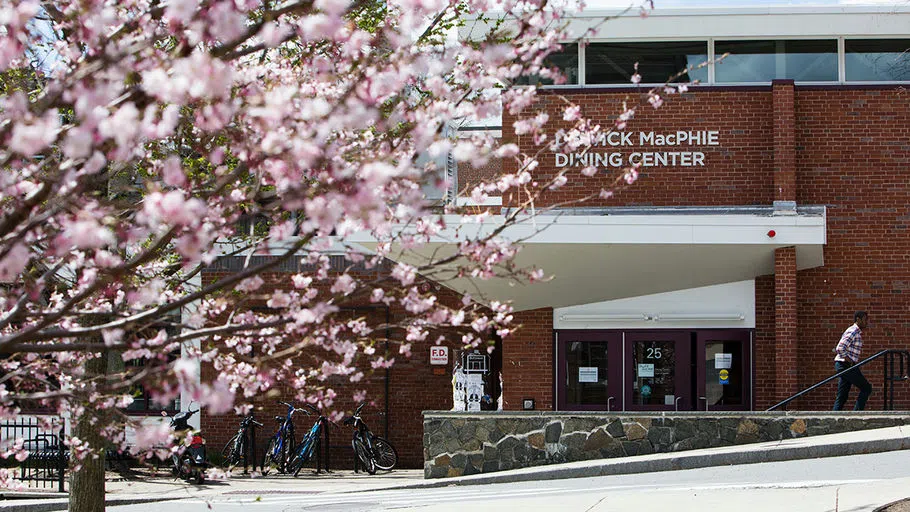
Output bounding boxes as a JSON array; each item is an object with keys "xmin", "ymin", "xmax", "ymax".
[{"xmin": 834, "ymin": 323, "xmax": 863, "ymax": 363}]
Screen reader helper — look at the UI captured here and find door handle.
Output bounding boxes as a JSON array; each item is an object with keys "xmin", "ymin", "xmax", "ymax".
[
  {"xmin": 675, "ymin": 396, "xmax": 682, "ymax": 412},
  {"xmin": 607, "ymin": 396, "xmax": 614, "ymax": 411},
  {"xmin": 699, "ymin": 396, "xmax": 708, "ymax": 411}
]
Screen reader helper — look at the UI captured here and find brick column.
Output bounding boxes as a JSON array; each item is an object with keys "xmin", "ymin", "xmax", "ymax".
[
  {"xmin": 774, "ymin": 246, "xmax": 798, "ymax": 403},
  {"xmin": 501, "ymin": 307, "xmax": 554, "ymax": 410},
  {"xmin": 772, "ymin": 79, "xmax": 796, "ymax": 212}
]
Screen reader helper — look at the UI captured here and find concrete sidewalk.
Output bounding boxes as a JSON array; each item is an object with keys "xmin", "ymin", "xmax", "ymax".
[
  {"xmin": 0, "ymin": 424, "xmax": 908, "ymax": 510},
  {"xmin": 0, "ymin": 469, "xmax": 427, "ymax": 511}
]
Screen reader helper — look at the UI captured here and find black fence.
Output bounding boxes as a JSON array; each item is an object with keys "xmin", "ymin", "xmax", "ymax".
[{"xmin": 0, "ymin": 417, "xmax": 66, "ymax": 492}]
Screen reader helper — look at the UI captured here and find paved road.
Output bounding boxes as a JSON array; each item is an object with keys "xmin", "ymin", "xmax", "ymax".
[{"xmin": 112, "ymin": 450, "xmax": 910, "ymax": 512}]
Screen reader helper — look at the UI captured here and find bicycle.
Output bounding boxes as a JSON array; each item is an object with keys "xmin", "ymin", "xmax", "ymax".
[
  {"xmin": 220, "ymin": 414, "xmax": 263, "ymax": 472},
  {"xmin": 261, "ymin": 401, "xmax": 308, "ymax": 475},
  {"xmin": 343, "ymin": 403, "xmax": 398, "ymax": 474},
  {"xmin": 285, "ymin": 403, "xmax": 339, "ymax": 476}
]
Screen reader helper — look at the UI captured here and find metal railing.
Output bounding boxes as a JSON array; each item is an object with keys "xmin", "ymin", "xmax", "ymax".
[
  {"xmin": 0, "ymin": 417, "xmax": 66, "ymax": 491},
  {"xmin": 767, "ymin": 349, "xmax": 910, "ymax": 411}
]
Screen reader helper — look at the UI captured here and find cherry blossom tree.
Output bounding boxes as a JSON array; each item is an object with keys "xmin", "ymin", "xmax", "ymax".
[{"xmin": 0, "ymin": 0, "xmax": 684, "ymax": 509}]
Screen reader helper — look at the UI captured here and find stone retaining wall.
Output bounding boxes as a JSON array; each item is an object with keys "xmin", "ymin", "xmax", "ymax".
[{"xmin": 423, "ymin": 412, "xmax": 910, "ymax": 478}]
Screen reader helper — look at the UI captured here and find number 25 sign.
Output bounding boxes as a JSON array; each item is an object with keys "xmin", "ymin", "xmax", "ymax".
[{"xmin": 430, "ymin": 346, "xmax": 449, "ymax": 365}]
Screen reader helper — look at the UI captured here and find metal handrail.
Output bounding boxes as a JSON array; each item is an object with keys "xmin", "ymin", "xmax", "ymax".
[{"xmin": 766, "ymin": 348, "xmax": 910, "ymax": 411}]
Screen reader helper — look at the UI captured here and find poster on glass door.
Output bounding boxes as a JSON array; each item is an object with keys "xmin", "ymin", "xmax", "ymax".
[{"xmin": 578, "ymin": 367, "xmax": 598, "ymax": 383}]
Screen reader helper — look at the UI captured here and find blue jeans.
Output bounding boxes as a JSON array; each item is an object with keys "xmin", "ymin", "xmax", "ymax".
[{"xmin": 833, "ymin": 360, "xmax": 872, "ymax": 411}]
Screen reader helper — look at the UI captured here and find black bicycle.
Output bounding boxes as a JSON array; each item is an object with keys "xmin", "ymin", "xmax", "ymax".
[
  {"xmin": 262, "ymin": 401, "xmax": 308, "ymax": 475},
  {"xmin": 221, "ymin": 414, "xmax": 263, "ymax": 471},
  {"xmin": 286, "ymin": 403, "xmax": 339, "ymax": 476},
  {"xmin": 343, "ymin": 403, "xmax": 397, "ymax": 474}
]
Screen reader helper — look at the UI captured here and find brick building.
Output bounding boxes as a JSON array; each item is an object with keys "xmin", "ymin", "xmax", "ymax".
[{"xmin": 194, "ymin": 6, "xmax": 910, "ymax": 470}]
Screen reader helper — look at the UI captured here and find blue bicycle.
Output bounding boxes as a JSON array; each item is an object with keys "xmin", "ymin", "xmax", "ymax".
[
  {"xmin": 261, "ymin": 401, "xmax": 307, "ymax": 475},
  {"xmin": 285, "ymin": 403, "xmax": 339, "ymax": 476}
]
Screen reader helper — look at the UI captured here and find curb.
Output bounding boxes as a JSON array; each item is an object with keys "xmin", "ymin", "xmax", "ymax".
[
  {"xmin": 386, "ymin": 431, "xmax": 910, "ymax": 490},
  {"xmin": 0, "ymin": 496, "xmax": 175, "ymax": 512}
]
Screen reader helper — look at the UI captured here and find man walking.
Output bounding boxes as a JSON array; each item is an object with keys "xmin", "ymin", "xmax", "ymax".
[{"xmin": 832, "ymin": 311, "xmax": 873, "ymax": 411}]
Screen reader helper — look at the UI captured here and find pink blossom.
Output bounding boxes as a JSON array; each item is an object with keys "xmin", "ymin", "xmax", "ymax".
[
  {"xmin": 173, "ymin": 358, "xmax": 199, "ymax": 382},
  {"xmin": 331, "ymin": 274, "xmax": 356, "ymax": 295},
  {"xmin": 164, "ymin": 0, "xmax": 199, "ymax": 24},
  {"xmin": 204, "ymin": 380, "xmax": 235, "ymax": 415},
  {"xmin": 208, "ymin": 3, "xmax": 246, "ymax": 42},
  {"xmin": 160, "ymin": 157, "xmax": 186, "ymax": 188},
  {"xmin": 549, "ymin": 174, "xmax": 568, "ymax": 190},
  {"xmin": 292, "ymin": 274, "xmax": 313, "ymax": 289},
  {"xmin": 237, "ymin": 276, "xmax": 264, "ymax": 292},
  {"xmin": 648, "ymin": 93, "xmax": 663, "ymax": 109},
  {"xmin": 62, "ymin": 127, "xmax": 94, "ymax": 159},
  {"xmin": 132, "ymin": 423, "xmax": 172, "ymax": 452},
  {"xmin": 59, "ymin": 218, "xmax": 115, "ymax": 250},
  {"xmin": 267, "ymin": 290, "xmax": 291, "ymax": 308},
  {"xmin": 142, "ymin": 190, "xmax": 206, "ymax": 228},
  {"xmin": 391, "ymin": 262, "xmax": 416, "ymax": 286},
  {"xmin": 99, "ymin": 103, "xmax": 140, "ymax": 151},
  {"xmin": 268, "ymin": 221, "xmax": 295, "ymax": 241},
  {"xmin": 9, "ymin": 110, "xmax": 60, "ymax": 156},
  {"xmin": 102, "ymin": 329, "xmax": 124, "ymax": 347},
  {"xmin": 0, "ymin": 244, "xmax": 29, "ymax": 282}
]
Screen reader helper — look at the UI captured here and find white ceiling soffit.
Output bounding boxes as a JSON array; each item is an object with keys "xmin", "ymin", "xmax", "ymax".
[
  {"xmin": 554, "ymin": 280, "xmax": 757, "ymax": 330},
  {"xmin": 348, "ymin": 208, "xmax": 826, "ymax": 312}
]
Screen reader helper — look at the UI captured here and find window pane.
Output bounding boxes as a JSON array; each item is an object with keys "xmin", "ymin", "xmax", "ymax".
[
  {"xmin": 585, "ymin": 42, "xmax": 708, "ymax": 84},
  {"xmin": 704, "ymin": 341, "xmax": 744, "ymax": 406},
  {"xmin": 565, "ymin": 341, "xmax": 609, "ymax": 406},
  {"xmin": 515, "ymin": 43, "xmax": 578, "ymax": 85},
  {"xmin": 631, "ymin": 340, "xmax": 676, "ymax": 406},
  {"xmin": 715, "ymin": 40, "xmax": 837, "ymax": 82},
  {"xmin": 846, "ymin": 39, "xmax": 910, "ymax": 81}
]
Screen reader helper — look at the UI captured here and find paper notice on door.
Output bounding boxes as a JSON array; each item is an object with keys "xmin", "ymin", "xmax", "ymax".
[
  {"xmin": 715, "ymin": 353, "xmax": 733, "ymax": 369},
  {"xmin": 578, "ymin": 367, "xmax": 598, "ymax": 383},
  {"xmin": 638, "ymin": 363, "xmax": 655, "ymax": 378}
]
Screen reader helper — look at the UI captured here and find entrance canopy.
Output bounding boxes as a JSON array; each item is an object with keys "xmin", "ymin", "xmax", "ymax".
[{"xmin": 350, "ymin": 206, "xmax": 826, "ymax": 312}]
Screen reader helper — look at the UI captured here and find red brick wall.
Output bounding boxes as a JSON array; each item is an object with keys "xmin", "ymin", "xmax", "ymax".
[
  {"xmin": 794, "ymin": 87, "xmax": 910, "ymax": 410},
  {"xmin": 198, "ymin": 269, "xmax": 479, "ymax": 469},
  {"xmin": 754, "ymin": 275, "xmax": 776, "ymax": 410},
  {"xmin": 194, "ymin": 84, "xmax": 910, "ymax": 462},
  {"xmin": 502, "ymin": 89, "xmax": 775, "ymax": 207},
  {"xmin": 501, "ymin": 308, "xmax": 554, "ymax": 411},
  {"xmin": 773, "ymin": 81, "xmax": 796, "ymax": 203},
  {"xmin": 774, "ymin": 246, "xmax": 798, "ymax": 403},
  {"xmin": 502, "ymin": 85, "xmax": 910, "ymax": 411},
  {"xmin": 458, "ymin": 159, "xmax": 503, "ymax": 197}
]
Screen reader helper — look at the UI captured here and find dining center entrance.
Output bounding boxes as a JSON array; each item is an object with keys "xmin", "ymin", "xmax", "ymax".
[{"xmin": 556, "ymin": 329, "xmax": 753, "ymax": 411}]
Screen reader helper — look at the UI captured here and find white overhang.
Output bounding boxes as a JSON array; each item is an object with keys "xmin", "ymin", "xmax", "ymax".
[{"xmin": 349, "ymin": 206, "xmax": 826, "ymax": 312}]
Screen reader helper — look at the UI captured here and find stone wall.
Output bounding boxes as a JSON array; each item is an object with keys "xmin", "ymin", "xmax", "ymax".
[{"xmin": 423, "ymin": 411, "xmax": 910, "ymax": 478}]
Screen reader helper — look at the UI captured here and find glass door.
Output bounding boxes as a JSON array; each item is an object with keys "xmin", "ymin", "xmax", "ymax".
[
  {"xmin": 696, "ymin": 330, "xmax": 752, "ymax": 411},
  {"xmin": 625, "ymin": 331, "xmax": 692, "ymax": 411},
  {"xmin": 556, "ymin": 331, "xmax": 622, "ymax": 411}
]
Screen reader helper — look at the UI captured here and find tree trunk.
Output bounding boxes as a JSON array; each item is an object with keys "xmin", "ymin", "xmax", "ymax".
[{"xmin": 68, "ymin": 353, "xmax": 107, "ymax": 512}]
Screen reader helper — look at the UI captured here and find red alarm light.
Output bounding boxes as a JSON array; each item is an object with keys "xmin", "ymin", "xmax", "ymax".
[{"xmin": 767, "ymin": 230, "xmax": 776, "ymax": 238}]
